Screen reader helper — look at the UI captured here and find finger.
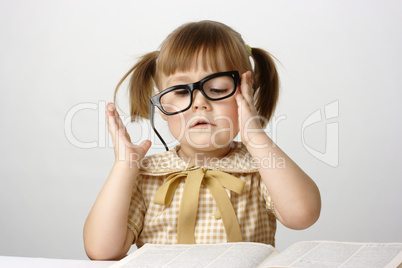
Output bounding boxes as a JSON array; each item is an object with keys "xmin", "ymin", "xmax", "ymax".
[
  {"xmin": 125, "ymin": 127, "xmax": 132, "ymax": 143},
  {"xmin": 138, "ymin": 139, "xmax": 152, "ymax": 158},
  {"xmin": 106, "ymin": 108, "xmax": 116, "ymax": 129},
  {"xmin": 126, "ymin": 139, "xmax": 151, "ymax": 161},
  {"xmin": 117, "ymin": 114, "xmax": 125, "ymax": 131},
  {"xmin": 235, "ymin": 90, "xmax": 254, "ymax": 118},
  {"xmin": 106, "ymin": 103, "xmax": 119, "ymax": 124},
  {"xmin": 106, "ymin": 103, "xmax": 118, "ymax": 133},
  {"xmin": 235, "ymin": 89, "xmax": 246, "ymax": 108},
  {"xmin": 123, "ymin": 140, "xmax": 151, "ymax": 164},
  {"xmin": 107, "ymin": 103, "xmax": 125, "ymax": 147},
  {"xmin": 240, "ymin": 71, "xmax": 254, "ymax": 104},
  {"xmin": 110, "ymin": 103, "xmax": 120, "ymax": 127},
  {"xmin": 235, "ymin": 85, "xmax": 252, "ymax": 111},
  {"xmin": 241, "ymin": 72, "xmax": 253, "ymax": 99},
  {"xmin": 107, "ymin": 102, "xmax": 114, "ymax": 112},
  {"xmin": 107, "ymin": 103, "xmax": 119, "ymax": 125},
  {"xmin": 110, "ymin": 103, "xmax": 126, "ymax": 131},
  {"xmin": 106, "ymin": 102, "xmax": 113, "ymax": 123}
]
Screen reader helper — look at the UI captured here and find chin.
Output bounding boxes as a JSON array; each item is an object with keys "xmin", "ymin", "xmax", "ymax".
[{"xmin": 184, "ymin": 136, "xmax": 232, "ymax": 150}]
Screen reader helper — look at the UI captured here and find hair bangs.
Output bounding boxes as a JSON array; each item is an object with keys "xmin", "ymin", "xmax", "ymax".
[{"xmin": 156, "ymin": 21, "xmax": 251, "ymax": 85}]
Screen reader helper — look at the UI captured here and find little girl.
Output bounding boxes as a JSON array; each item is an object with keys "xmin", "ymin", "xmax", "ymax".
[{"xmin": 83, "ymin": 20, "xmax": 321, "ymax": 260}]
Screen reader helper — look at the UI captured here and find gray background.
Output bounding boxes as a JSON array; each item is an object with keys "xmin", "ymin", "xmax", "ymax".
[{"xmin": 1, "ymin": 0, "xmax": 401, "ymax": 260}]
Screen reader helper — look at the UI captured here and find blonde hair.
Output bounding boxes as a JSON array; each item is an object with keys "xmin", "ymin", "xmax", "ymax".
[{"xmin": 114, "ymin": 20, "xmax": 279, "ymax": 128}]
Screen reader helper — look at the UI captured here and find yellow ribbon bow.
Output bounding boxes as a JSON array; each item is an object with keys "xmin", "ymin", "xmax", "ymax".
[{"xmin": 154, "ymin": 168, "xmax": 246, "ymax": 244}]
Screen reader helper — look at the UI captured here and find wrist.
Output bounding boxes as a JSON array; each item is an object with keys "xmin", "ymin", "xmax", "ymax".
[
  {"xmin": 114, "ymin": 149, "xmax": 143, "ymax": 167},
  {"xmin": 113, "ymin": 160, "xmax": 140, "ymax": 174},
  {"xmin": 245, "ymin": 132, "xmax": 272, "ymax": 152},
  {"xmin": 245, "ymin": 134, "xmax": 288, "ymax": 170}
]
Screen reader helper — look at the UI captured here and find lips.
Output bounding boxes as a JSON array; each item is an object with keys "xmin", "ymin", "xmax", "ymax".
[{"xmin": 190, "ymin": 119, "xmax": 216, "ymax": 128}]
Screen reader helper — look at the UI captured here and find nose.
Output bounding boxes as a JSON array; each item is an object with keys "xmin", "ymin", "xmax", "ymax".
[{"xmin": 192, "ymin": 90, "xmax": 210, "ymax": 110}]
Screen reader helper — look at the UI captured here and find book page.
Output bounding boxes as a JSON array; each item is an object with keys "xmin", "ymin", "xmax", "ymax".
[
  {"xmin": 260, "ymin": 241, "xmax": 402, "ymax": 268},
  {"xmin": 110, "ymin": 242, "xmax": 278, "ymax": 268}
]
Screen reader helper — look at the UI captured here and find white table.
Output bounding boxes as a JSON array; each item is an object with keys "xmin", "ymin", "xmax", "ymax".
[{"xmin": 0, "ymin": 256, "xmax": 116, "ymax": 268}]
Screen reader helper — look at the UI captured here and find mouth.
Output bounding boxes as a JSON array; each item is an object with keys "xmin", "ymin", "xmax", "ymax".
[{"xmin": 190, "ymin": 119, "xmax": 216, "ymax": 128}]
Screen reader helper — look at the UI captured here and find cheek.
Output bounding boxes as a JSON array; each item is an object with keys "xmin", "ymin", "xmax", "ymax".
[
  {"xmin": 166, "ymin": 114, "xmax": 186, "ymax": 140},
  {"xmin": 221, "ymin": 101, "xmax": 239, "ymax": 129}
]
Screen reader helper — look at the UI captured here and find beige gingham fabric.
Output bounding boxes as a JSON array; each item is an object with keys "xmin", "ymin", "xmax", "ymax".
[{"xmin": 127, "ymin": 141, "xmax": 277, "ymax": 248}]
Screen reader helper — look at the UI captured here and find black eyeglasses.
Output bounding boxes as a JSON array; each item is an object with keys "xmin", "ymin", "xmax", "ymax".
[{"xmin": 149, "ymin": 71, "xmax": 240, "ymax": 151}]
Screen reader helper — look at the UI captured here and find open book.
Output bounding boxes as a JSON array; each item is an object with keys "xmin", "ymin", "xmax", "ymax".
[{"xmin": 110, "ymin": 241, "xmax": 402, "ymax": 268}]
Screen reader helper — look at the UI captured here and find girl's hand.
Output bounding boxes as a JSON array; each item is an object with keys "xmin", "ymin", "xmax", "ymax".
[
  {"xmin": 235, "ymin": 71, "xmax": 267, "ymax": 149},
  {"xmin": 106, "ymin": 103, "xmax": 151, "ymax": 168}
]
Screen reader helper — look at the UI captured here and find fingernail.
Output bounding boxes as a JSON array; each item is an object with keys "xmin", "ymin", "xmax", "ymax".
[{"xmin": 107, "ymin": 104, "xmax": 114, "ymax": 111}]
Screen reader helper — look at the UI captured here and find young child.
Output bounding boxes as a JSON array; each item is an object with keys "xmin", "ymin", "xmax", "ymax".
[{"xmin": 83, "ymin": 20, "xmax": 321, "ymax": 260}]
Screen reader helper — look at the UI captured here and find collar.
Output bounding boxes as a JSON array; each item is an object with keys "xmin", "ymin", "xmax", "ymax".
[{"xmin": 139, "ymin": 141, "xmax": 258, "ymax": 176}]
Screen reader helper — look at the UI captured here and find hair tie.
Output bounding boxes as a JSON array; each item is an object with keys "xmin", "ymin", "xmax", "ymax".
[{"xmin": 245, "ymin": 44, "xmax": 252, "ymax": 56}]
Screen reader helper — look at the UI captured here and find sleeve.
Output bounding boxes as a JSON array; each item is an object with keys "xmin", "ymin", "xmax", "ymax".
[
  {"xmin": 257, "ymin": 172, "xmax": 277, "ymax": 217},
  {"xmin": 127, "ymin": 176, "xmax": 147, "ymax": 243}
]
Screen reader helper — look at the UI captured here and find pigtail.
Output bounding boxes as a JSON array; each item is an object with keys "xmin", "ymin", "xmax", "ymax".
[
  {"xmin": 114, "ymin": 51, "xmax": 159, "ymax": 122},
  {"xmin": 250, "ymin": 47, "xmax": 279, "ymax": 128}
]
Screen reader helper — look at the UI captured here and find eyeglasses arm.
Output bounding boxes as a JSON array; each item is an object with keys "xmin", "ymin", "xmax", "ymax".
[{"xmin": 149, "ymin": 101, "xmax": 169, "ymax": 151}]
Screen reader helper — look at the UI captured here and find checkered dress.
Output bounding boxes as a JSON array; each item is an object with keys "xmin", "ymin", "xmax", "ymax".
[{"xmin": 127, "ymin": 141, "xmax": 277, "ymax": 248}]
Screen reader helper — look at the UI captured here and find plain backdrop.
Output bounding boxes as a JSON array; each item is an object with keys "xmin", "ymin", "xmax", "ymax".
[{"xmin": 1, "ymin": 0, "xmax": 401, "ymax": 260}]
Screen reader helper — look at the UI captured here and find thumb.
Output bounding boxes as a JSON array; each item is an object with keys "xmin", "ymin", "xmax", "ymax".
[{"xmin": 139, "ymin": 139, "xmax": 152, "ymax": 156}]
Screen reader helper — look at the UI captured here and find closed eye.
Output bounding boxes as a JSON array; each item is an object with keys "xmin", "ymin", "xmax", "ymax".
[
  {"xmin": 173, "ymin": 89, "xmax": 189, "ymax": 95},
  {"xmin": 211, "ymin": 88, "xmax": 228, "ymax": 93}
]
